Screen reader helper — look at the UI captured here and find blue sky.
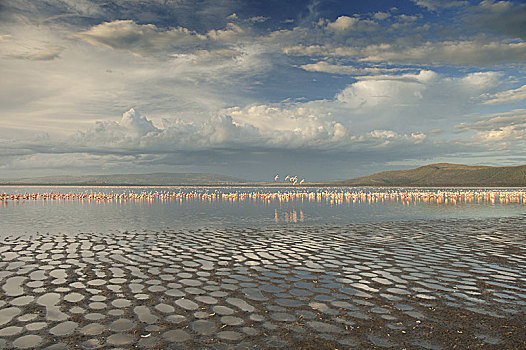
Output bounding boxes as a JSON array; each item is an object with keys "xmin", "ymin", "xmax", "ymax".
[{"xmin": 0, "ymin": 0, "xmax": 525, "ymax": 181}]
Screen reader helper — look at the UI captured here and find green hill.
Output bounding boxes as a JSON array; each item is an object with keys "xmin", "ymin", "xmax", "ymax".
[
  {"xmin": 0, "ymin": 173, "xmax": 249, "ymax": 186},
  {"xmin": 336, "ymin": 163, "xmax": 526, "ymax": 187}
]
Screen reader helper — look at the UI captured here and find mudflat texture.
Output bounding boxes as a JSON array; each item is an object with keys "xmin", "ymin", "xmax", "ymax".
[{"xmin": 0, "ymin": 216, "xmax": 524, "ymax": 349}]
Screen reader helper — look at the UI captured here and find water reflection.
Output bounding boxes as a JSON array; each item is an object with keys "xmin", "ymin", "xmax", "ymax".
[{"xmin": 275, "ymin": 208, "xmax": 304, "ymax": 223}]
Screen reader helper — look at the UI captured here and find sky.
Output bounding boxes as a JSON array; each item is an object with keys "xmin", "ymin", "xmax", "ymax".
[{"xmin": 0, "ymin": 0, "xmax": 525, "ymax": 181}]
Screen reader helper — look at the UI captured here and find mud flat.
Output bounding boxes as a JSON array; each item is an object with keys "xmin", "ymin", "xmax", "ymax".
[{"xmin": 0, "ymin": 216, "xmax": 525, "ymax": 349}]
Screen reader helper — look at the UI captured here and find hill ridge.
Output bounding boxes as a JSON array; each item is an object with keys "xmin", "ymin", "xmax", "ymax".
[
  {"xmin": 0, "ymin": 172, "xmax": 249, "ymax": 186},
  {"xmin": 336, "ymin": 163, "xmax": 526, "ymax": 187}
]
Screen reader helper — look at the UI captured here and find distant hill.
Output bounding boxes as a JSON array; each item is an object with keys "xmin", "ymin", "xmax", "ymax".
[
  {"xmin": 0, "ymin": 173, "xmax": 250, "ymax": 186},
  {"xmin": 335, "ymin": 163, "xmax": 526, "ymax": 187}
]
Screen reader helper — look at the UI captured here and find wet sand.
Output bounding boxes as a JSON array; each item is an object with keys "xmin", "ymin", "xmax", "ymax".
[{"xmin": 0, "ymin": 216, "xmax": 525, "ymax": 349}]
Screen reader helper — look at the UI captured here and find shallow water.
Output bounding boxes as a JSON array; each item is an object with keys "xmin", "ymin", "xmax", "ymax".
[
  {"xmin": 1, "ymin": 186, "xmax": 525, "ymax": 236},
  {"xmin": 0, "ymin": 216, "xmax": 524, "ymax": 349},
  {"xmin": 0, "ymin": 186, "xmax": 525, "ymax": 348}
]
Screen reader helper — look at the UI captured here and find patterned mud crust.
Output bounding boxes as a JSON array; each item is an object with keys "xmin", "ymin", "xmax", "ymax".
[{"xmin": 0, "ymin": 216, "xmax": 525, "ymax": 349}]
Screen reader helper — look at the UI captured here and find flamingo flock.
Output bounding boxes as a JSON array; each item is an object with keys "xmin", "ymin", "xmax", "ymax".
[{"xmin": 1, "ymin": 188, "xmax": 525, "ymax": 205}]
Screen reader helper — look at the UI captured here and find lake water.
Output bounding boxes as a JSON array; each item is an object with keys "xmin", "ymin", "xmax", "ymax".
[
  {"xmin": 1, "ymin": 186, "xmax": 525, "ymax": 348},
  {"xmin": 1, "ymin": 186, "xmax": 525, "ymax": 236}
]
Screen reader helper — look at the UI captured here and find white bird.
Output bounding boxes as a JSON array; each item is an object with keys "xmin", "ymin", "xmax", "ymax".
[
  {"xmin": 299, "ymin": 178, "xmax": 305, "ymax": 184},
  {"xmin": 284, "ymin": 175, "xmax": 290, "ymax": 182},
  {"xmin": 274, "ymin": 174, "xmax": 279, "ymax": 182}
]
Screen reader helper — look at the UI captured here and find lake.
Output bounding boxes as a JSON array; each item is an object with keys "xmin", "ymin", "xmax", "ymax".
[
  {"xmin": 0, "ymin": 186, "xmax": 524, "ymax": 348},
  {"xmin": 1, "ymin": 186, "xmax": 525, "ymax": 236}
]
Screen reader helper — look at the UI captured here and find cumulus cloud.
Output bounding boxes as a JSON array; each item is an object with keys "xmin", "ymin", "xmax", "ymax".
[
  {"xmin": 70, "ymin": 109, "xmax": 257, "ymax": 151},
  {"xmin": 325, "ymin": 16, "xmax": 359, "ymax": 32},
  {"xmin": 325, "ymin": 70, "xmax": 504, "ymax": 136},
  {"xmin": 62, "ymin": 70, "xmax": 502, "ymax": 153},
  {"xmin": 60, "ymin": 69, "xmax": 500, "ymax": 153},
  {"xmin": 225, "ymin": 104, "xmax": 350, "ymax": 149},
  {"xmin": 1, "ymin": 0, "xmax": 525, "ymax": 178},
  {"xmin": 4, "ymin": 102, "xmax": 434, "ymax": 165},
  {"xmin": 73, "ymin": 108, "xmax": 160, "ymax": 145},
  {"xmin": 336, "ymin": 70, "xmax": 499, "ymax": 108},
  {"xmin": 69, "ymin": 107, "xmax": 350, "ymax": 151},
  {"xmin": 336, "ymin": 71, "xmax": 436, "ymax": 108},
  {"xmin": 322, "ymin": 15, "xmax": 378, "ymax": 34}
]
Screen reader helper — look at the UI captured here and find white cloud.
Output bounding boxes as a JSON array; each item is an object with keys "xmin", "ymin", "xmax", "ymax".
[
  {"xmin": 299, "ymin": 61, "xmax": 363, "ymax": 75},
  {"xmin": 335, "ymin": 70, "xmax": 438, "ymax": 108},
  {"xmin": 482, "ymin": 84, "xmax": 526, "ymax": 105},
  {"xmin": 76, "ymin": 20, "xmax": 207, "ymax": 54},
  {"xmin": 411, "ymin": 0, "xmax": 467, "ymax": 11},
  {"xmin": 298, "ymin": 61, "xmax": 414, "ymax": 75},
  {"xmin": 1, "ymin": 1, "xmax": 525, "ymax": 178},
  {"xmin": 0, "ymin": 20, "xmax": 274, "ymax": 140},
  {"xmin": 366, "ymin": 129, "xmax": 427, "ymax": 145},
  {"xmin": 4, "ymin": 102, "xmax": 434, "ymax": 164},
  {"xmin": 116, "ymin": 108, "xmax": 159, "ymax": 135},
  {"xmin": 326, "ymin": 16, "xmax": 359, "ymax": 32},
  {"xmin": 455, "ymin": 110, "xmax": 526, "ymax": 144},
  {"xmin": 62, "ymin": 70, "xmax": 503, "ymax": 153},
  {"xmin": 397, "ymin": 14, "xmax": 419, "ymax": 22},
  {"xmin": 69, "ymin": 109, "xmax": 259, "ymax": 151},
  {"xmin": 360, "ymin": 41, "xmax": 526, "ymax": 65},
  {"xmin": 70, "ymin": 106, "xmax": 351, "ymax": 151},
  {"xmin": 75, "ymin": 20, "xmax": 250, "ymax": 57},
  {"xmin": 0, "ymin": 25, "xmax": 63, "ymax": 61},
  {"xmin": 323, "ymin": 16, "xmax": 378, "ymax": 34},
  {"xmin": 206, "ymin": 22, "xmax": 244, "ymax": 41},
  {"xmin": 373, "ymin": 12, "xmax": 391, "ymax": 20},
  {"xmin": 479, "ymin": 126, "xmax": 525, "ymax": 142},
  {"xmin": 0, "ymin": 35, "xmax": 12, "ymax": 43},
  {"xmin": 283, "ymin": 41, "xmax": 526, "ymax": 65},
  {"xmin": 248, "ymin": 16, "xmax": 269, "ymax": 23},
  {"xmin": 1, "ymin": 64, "xmax": 517, "ymax": 178},
  {"xmin": 226, "ymin": 104, "xmax": 350, "ymax": 148},
  {"xmin": 328, "ymin": 70, "xmax": 503, "ymax": 135},
  {"xmin": 55, "ymin": 0, "xmax": 105, "ymax": 17},
  {"xmin": 465, "ymin": 0, "xmax": 526, "ymax": 39},
  {"xmin": 6, "ymin": 46, "xmax": 63, "ymax": 61}
]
